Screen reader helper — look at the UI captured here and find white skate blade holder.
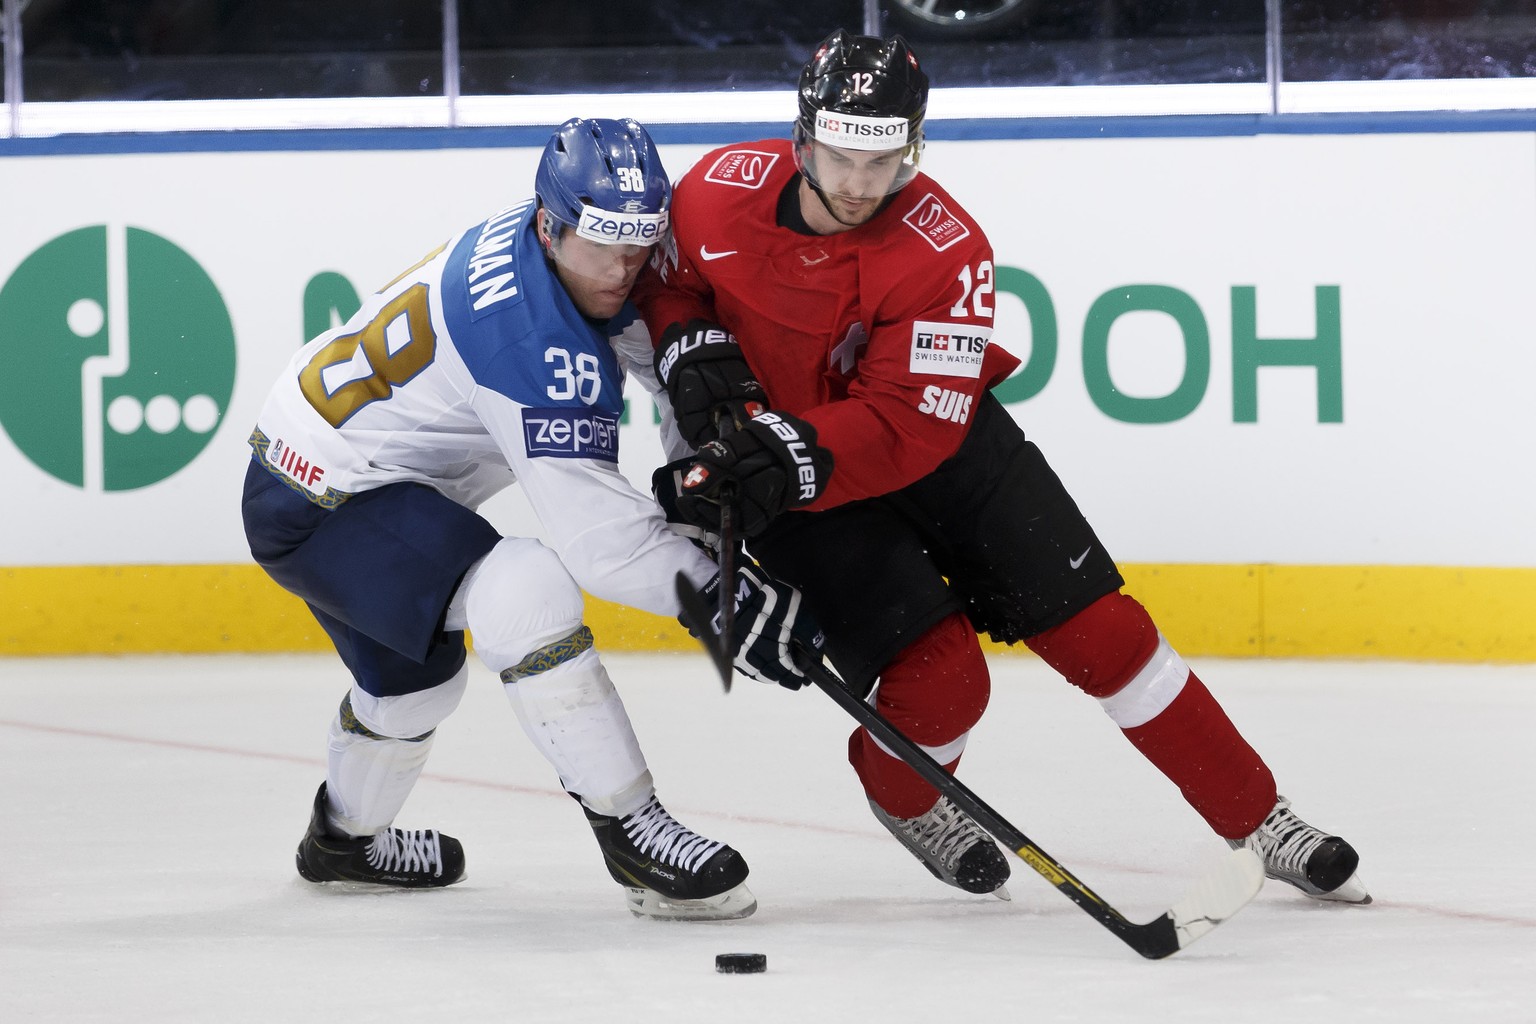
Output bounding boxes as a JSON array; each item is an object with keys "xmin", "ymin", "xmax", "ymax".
[{"xmin": 622, "ymin": 881, "xmax": 758, "ymax": 921}]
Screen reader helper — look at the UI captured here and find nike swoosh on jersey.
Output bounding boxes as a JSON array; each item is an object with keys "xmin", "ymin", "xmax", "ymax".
[
  {"xmin": 699, "ymin": 246, "xmax": 739, "ymax": 261},
  {"xmin": 1069, "ymin": 547, "xmax": 1092, "ymax": 569}
]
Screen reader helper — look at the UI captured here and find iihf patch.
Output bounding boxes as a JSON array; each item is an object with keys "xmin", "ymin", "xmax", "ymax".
[
  {"xmin": 522, "ymin": 409, "xmax": 620, "ymax": 461},
  {"xmin": 901, "ymin": 192, "xmax": 971, "ymax": 252},
  {"xmin": 909, "ymin": 320, "xmax": 991, "ymax": 378},
  {"xmin": 703, "ymin": 149, "xmax": 781, "ymax": 190}
]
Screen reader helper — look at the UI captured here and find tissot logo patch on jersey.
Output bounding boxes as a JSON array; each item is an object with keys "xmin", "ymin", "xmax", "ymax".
[
  {"xmin": 523, "ymin": 409, "xmax": 620, "ymax": 462},
  {"xmin": 901, "ymin": 193, "xmax": 971, "ymax": 252},
  {"xmin": 704, "ymin": 150, "xmax": 781, "ymax": 190},
  {"xmin": 910, "ymin": 321, "xmax": 991, "ymax": 378}
]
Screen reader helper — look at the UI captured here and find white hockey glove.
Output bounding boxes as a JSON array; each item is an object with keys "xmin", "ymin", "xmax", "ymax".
[{"xmin": 690, "ymin": 564, "xmax": 824, "ymax": 690}]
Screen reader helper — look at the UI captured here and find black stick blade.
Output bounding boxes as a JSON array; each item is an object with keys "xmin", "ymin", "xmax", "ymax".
[{"xmin": 675, "ymin": 571, "xmax": 732, "ymax": 690}]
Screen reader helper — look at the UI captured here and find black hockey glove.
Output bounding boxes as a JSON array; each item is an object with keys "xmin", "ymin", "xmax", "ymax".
[
  {"xmin": 651, "ymin": 457, "xmax": 721, "ymax": 554},
  {"xmin": 688, "ymin": 564, "xmax": 825, "ymax": 689},
  {"xmin": 654, "ymin": 319, "xmax": 768, "ymax": 448},
  {"xmin": 674, "ymin": 411, "xmax": 834, "ymax": 538}
]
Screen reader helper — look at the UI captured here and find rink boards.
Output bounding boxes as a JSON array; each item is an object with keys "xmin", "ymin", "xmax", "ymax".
[{"xmin": 2, "ymin": 113, "xmax": 1533, "ymax": 658}]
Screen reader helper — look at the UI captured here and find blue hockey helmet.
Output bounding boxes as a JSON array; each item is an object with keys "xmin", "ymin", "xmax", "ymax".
[{"xmin": 534, "ymin": 117, "xmax": 671, "ymax": 247}]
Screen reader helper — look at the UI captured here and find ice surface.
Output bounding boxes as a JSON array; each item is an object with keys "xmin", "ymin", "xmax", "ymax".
[{"xmin": 3, "ymin": 653, "xmax": 1532, "ymax": 1022}]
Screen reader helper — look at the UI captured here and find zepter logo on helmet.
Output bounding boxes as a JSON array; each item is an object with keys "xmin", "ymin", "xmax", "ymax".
[
  {"xmin": 793, "ymin": 30, "xmax": 930, "ymax": 196},
  {"xmin": 535, "ymin": 117, "xmax": 671, "ymax": 247}
]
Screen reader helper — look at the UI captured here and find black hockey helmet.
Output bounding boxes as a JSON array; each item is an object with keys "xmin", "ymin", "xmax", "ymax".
[{"xmin": 793, "ymin": 29, "xmax": 929, "ymax": 195}]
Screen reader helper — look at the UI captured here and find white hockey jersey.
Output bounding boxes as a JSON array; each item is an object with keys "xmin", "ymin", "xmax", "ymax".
[{"xmin": 251, "ymin": 199, "xmax": 713, "ymax": 618}]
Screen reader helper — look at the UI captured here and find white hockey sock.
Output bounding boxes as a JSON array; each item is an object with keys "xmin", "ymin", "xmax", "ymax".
[
  {"xmin": 501, "ymin": 633, "xmax": 653, "ymax": 818},
  {"xmin": 323, "ymin": 668, "xmax": 467, "ymax": 837}
]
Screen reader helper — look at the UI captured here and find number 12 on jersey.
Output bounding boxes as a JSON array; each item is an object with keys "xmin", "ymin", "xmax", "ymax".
[{"xmin": 949, "ymin": 260, "xmax": 994, "ymax": 318}]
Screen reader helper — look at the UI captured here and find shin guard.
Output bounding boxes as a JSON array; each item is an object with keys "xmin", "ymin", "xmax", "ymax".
[
  {"xmin": 324, "ymin": 666, "xmax": 467, "ymax": 837},
  {"xmin": 501, "ymin": 632, "xmax": 654, "ymax": 818}
]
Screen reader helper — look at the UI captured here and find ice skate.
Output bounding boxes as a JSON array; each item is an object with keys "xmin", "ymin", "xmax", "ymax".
[
  {"xmin": 580, "ymin": 793, "xmax": 756, "ymax": 920},
  {"xmin": 1229, "ymin": 795, "xmax": 1370, "ymax": 904},
  {"xmin": 295, "ymin": 783, "xmax": 465, "ymax": 888},
  {"xmin": 869, "ymin": 796, "xmax": 1011, "ymax": 899}
]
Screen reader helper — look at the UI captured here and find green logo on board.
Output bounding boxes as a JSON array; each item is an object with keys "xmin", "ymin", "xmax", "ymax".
[{"xmin": 0, "ymin": 225, "xmax": 236, "ymax": 490}]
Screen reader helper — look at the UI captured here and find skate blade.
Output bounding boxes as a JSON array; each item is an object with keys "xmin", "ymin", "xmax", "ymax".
[
  {"xmin": 1303, "ymin": 871, "xmax": 1372, "ymax": 905},
  {"xmin": 991, "ymin": 884, "xmax": 1012, "ymax": 902},
  {"xmin": 622, "ymin": 881, "xmax": 757, "ymax": 921}
]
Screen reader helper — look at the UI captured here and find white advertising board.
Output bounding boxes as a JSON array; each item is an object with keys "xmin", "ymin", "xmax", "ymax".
[{"xmin": 1, "ymin": 129, "xmax": 1531, "ymax": 568}]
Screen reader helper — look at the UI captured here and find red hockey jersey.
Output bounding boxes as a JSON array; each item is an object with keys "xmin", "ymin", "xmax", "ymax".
[{"xmin": 635, "ymin": 139, "xmax": 1020, "ymax": 509}]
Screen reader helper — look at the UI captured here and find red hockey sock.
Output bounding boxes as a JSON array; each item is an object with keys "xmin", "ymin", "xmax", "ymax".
[
  {"xmin": 848, "ymin": 612, "xmax": 990, "ymax": 819},
  {"xmin": 1028, "ymin": 593, "xmax": 1276, "ymax": 839},
  {"xmin": 1121, "ymin": 673, "xmax": 1276, "ymax": 839}
]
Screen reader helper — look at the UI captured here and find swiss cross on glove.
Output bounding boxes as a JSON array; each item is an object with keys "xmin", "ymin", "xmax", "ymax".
[
  {"xmin": 688, "ymin": 564, "xmax": 825, "ymax": 689},
  {"xmin": 675, "ymin": 410, "xmax": 834, "ymax": 537}
]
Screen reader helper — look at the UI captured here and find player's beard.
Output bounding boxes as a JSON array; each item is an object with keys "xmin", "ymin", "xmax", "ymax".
[{"xmin": 814, "ymin": 187, "xmax": 889, "ymax": 229}]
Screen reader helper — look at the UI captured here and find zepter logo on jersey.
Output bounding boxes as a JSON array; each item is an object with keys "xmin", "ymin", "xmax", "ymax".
[
  {"xmin": 523, "ymin": 409, "xmax": 621, "ymax": 462},
  {"xmin": 703, "ymin": 149, "xmax": 782, "ymax": 190},
  {"xmin": 909, "ymin": 321, "xmax": 991, "ymax": 379},
  {"xmin": 813, "ymin": 110, "xmax": 909, "ymax": 150},
  {"xmin": 575, "ymin": 207, "xmax": 669, "ymax": 245}
]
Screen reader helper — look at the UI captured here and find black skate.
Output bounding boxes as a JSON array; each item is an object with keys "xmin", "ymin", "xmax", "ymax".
[
  {"xmin": 869, "ymin": 796, "xmax": 1011, "ymax": 898},
  {"xmin": 295, "ymin": 783, "xmax": 465, "ymax": 888},
  {"xmin": 1228, "ymin": 795, "xmax": 1370, "ymax": 904},
  {"xmin": 580, "ymin": 793, "xmax": 756, "ymax": 920}
]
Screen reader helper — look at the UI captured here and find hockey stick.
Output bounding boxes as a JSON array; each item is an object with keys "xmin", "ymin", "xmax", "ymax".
[
  {"xmin": 712, "ymin": 496, "xmax": 737, "ymax": 693},
  {"xmin": 674, "ymin": 575, "xmax": 1263, "ymax": 960},
  {"xmin": 703, "ymin": 410, "xmax": 742, "ymax": 692}
]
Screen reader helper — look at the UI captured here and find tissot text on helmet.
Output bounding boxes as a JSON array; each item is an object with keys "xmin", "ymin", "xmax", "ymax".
[{"xmin": 813, "ymin": 110, "xmax": 910, "ymax": 150}]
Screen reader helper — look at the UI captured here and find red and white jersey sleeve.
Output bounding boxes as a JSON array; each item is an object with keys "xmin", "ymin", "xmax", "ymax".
[{"xmin": 634, "ymin": 139, "xmax": 1020, "ymax": 509}]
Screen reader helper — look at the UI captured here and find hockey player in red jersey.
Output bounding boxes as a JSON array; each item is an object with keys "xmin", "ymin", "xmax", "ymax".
[{"xmin": 636, "ymin": 30, "xmax": 1369, "ymax": 904}]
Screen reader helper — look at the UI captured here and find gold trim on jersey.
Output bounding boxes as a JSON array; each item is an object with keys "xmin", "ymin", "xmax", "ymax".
[{"xmin": 248, "ymin": 427, "xmax": 353, "ymax": 510}]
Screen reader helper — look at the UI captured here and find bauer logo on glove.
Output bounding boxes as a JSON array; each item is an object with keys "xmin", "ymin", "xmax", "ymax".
[
  {"xmin": 674, "ymin": 410, "xmax": 834, "ymax": 537},
  {"xmin": 653, "ymin": 319, "xmax": 770, "ymax": 447}
]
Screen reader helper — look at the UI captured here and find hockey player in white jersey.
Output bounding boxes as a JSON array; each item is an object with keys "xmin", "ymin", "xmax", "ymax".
[{"xmin": 240, "ymin": 117, "xmax": 825, "ymax": 921}]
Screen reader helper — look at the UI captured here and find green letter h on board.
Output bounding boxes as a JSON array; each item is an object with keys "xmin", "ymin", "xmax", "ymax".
[{"xmin": 1232, "ymin": 285, "xmax": 1342, "ymax": 423}]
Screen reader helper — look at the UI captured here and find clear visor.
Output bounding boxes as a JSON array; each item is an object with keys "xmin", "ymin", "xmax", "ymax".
[
  {"xmin": 548, "ymin": 232, "xmax": 654, "ymax": 282},
  {"xmin": 792, "ymin": 121, "xmax": 923, "ymax": 198}
]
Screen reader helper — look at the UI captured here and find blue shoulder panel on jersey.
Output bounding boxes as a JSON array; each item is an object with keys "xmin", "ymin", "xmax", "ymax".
[{"xmin": 441, "ymin": 203, "xmax": 628, "ymax": 455}]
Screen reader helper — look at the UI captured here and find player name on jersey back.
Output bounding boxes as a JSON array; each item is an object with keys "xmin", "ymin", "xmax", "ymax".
[{"xmin": 467, "ymin": 201, "xmax": 533, "ymax": 317}]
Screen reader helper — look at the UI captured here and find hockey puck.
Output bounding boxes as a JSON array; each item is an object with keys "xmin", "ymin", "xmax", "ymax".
[{"xmin": 715, "ymin": 952, "xmax": 767, "ymax": 974}]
